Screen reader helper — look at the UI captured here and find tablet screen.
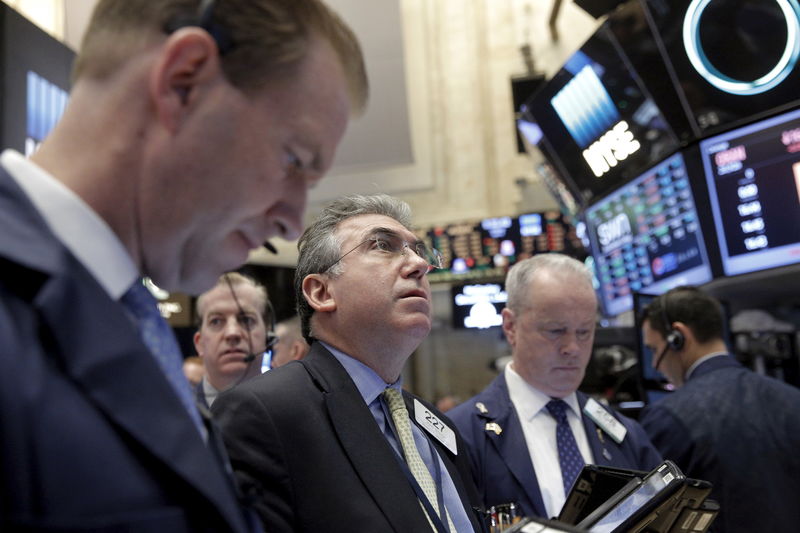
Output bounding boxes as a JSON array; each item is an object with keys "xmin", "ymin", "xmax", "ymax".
[{"xmin": 588, "ymin": 468, "xmax": 675, "ymax": 532}]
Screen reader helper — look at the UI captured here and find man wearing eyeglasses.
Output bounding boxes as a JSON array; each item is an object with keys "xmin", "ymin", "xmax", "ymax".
[{"xmin": 213, "ymin": 194, "xmax": 487, "ymax": 532}]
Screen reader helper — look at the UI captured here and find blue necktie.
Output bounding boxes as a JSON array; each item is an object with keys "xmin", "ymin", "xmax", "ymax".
[
  {"xmin": 546, "ymin": 399, "xmax": 584, "ymax": 495},
  {"xmin": 121, "ymin": 280, "xmax": 204, "ymax": 436}
]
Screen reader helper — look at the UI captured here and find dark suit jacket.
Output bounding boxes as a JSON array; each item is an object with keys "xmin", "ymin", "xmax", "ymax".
[
  {"xmin": 212, "ymin": 342, "xmax": 487, "ymax": 532},
  {"xmin": 639, "ymin": 355, "xmax": 800, "ymax": 533},
  {"xmin": 0, "ymin": 166, "xmax": 255, "ymax": 532},
  {"xmin": 448, "ymin": 373, "xmax": 662, "ymax": 519}
]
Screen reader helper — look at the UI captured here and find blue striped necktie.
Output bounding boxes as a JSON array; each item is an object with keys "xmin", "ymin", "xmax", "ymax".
[
  {"xmin": 546, "ymin": 399, "xmax": 585, "ymax": 495},
  {"xmin": 121, "ymin": 280, "xmax": 204, "ymax": 436}
]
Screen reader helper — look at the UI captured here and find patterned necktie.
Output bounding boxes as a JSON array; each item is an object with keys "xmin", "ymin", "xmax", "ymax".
[
  {"xmin": 121, "ymin": 280, "xmax": 204, "ymax": 436},
  {"xmin": 546, "ymin": 399, "xmax": 585, "ymax": 495},
  {"xmin": 383, "ymin": 388, "xmax": 455, "ymax": 532}
]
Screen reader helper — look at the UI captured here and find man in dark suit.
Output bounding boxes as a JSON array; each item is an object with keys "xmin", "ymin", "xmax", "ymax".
[
  {"xmin": 193, "ymin": 273, "xmax": 274, "ymax": 408},
  {"xmin": 0, "ymin": 0, "xmax": 367, "ymax": 530},
  {"xmin": 638, "ymin": 286, "xmax": 800, "ymax": 533},
  {"xmin": 449, "ymin": 254, "xmax": 661, "ymax": 520},
  {"xmin": 213, "ymin": 194, "xmax": 487, "ymax": 532}
]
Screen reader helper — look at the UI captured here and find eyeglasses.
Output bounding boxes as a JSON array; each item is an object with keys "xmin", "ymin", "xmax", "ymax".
[{"xmin": 323, "ymin": 230, "xmax": 443, "ymax": 273}]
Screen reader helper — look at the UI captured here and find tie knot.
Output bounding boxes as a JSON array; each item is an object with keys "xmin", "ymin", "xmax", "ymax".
[
  {"xmin": 120, "ymin": 279, "xmax": 159, "ymax": 319},
  {"xmin": 546, "ymin": 399, "xmax": 570, "ymax": 423},
  {"xmin": 382, "ymin": 387, "xmax": 406, "ymax": 413}
]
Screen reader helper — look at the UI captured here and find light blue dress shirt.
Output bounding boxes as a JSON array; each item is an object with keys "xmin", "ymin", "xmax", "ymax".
[{"xmin": 322, "ymin": 342, "xmax": 474, "ymax": 533}]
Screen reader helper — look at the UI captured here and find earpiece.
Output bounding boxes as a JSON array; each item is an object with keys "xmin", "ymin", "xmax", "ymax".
[
  {"xmin": 665, "ymin": 329, "xmax": 685, "ymax": 351},
  {"xmin": 660, "ymin": 293, "xmax": 685, "ymax": 352}
]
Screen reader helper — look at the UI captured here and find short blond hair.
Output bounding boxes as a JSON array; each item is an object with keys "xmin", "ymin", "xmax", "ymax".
[{"xmin": 73, "ymin": 0, "xmax": 368, "ymax": 113}]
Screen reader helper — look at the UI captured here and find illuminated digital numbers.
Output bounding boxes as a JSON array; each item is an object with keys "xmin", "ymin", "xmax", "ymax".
[
  {"xmin": 737, "ymin": 183, "xmax": 759, "ymax": 200},
  {"xmin": 737, "ymin": 201, "xmax": 762, "ymax": 217},
  {"xmin": 740, "ymin": 217, "xmax": 765, "ymax": 233},
  {"xmin": 744, "ymin": 235, "xmax": 768, "ymax": 250}
]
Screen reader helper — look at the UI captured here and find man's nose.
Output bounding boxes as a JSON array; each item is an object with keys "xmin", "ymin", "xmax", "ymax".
[
  {"xmin": 223, "ymin": 317, "xmax": 244, "ymax": 338},
  {"xmin": 401, "ymin": 246, "xmax": 430, "ymax": 278},
  {"xmin": 560, "ymin": 332, "xmax": 581, "ymax": 354}
]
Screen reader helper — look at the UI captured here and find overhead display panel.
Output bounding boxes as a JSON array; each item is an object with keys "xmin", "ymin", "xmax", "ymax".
[
  {"xmin": 698, "ymin": 106, "xmax": 800, "ymax": 276},
  {"xmin": 642, "ymin": 0, "xmax": 800, "ymax": 136}
]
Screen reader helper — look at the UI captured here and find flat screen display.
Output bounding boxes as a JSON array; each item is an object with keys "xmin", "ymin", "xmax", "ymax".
[
  {"xmin": 642, "ymin": 0, "xmax": 800, "ymax": 136},
  {"xmin": 699, "ymin": 107, "xmax": 800, "ymax": 276},
  {"xmin": 584, "ymin": 151, "xmax": 713, "ymax": 317},
  {"xmin": 526, "ymin": 22, "xmax": 680, "ymax": 205},
  {"xmin": 1, "ymin": 4, "xmax": 74, "ymax": 152},
  {"xmin": 419, "ymin": 211, "xmax": 587, "ymax": 283},
  {"xmin": 451, "ymin": 282, "xmax": 507, "ymax": 329},
  {"xmin": 605, "ymin": 0, "xmax": 697, "ymax": 144},
  {"xmin": 587, "ymin": 465, "xmax": 675, "ymax": 533}
]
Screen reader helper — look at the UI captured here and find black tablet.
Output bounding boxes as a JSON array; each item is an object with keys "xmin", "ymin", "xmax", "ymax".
[{"xmin": 576, "ymin": 460, "xmax": 714, "ymax": 533}]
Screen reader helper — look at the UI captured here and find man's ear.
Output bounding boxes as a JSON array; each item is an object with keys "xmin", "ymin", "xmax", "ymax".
[
  {"xmin": 149, "ymin": 28, "xmax": 221, "ymax": 133},
  {"xmin": 193, "ymin": 330, "xmax": 204, "ymax": 357},
  {"xmin": 501, "ymin": 307, "xmax": 516, "ymax": 348},
  {"xmin": 672, "ymin": 321, "xmax": 692, "ymax": 348},
  {"xmin": 303, "ymin": 274, "xmax": 337, "ymax": 313}
]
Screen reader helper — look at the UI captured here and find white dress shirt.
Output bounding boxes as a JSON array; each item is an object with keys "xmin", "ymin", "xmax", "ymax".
[
  {"xmin": 505, "ymin": 363, "xmax": 594, "ymax": 519},
  {"xmin": 0, "ymin": 149, "xmax": 137, "ymax": 298}
]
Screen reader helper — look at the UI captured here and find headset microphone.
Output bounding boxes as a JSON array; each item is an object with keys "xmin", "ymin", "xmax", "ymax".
[
  {"xmin": 262, "ymin": 241, "xmax": 277, "ymax": 254},
  {"xmin": 242, "ymin": 353, "xmax": 256, "ymax": 363},
  {"xmin": 653, "ymin": 343, "xmax": 670, "ymax": 371}
]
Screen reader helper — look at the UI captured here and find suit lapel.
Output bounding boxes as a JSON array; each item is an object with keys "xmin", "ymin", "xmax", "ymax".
[
  {"xmin": 34, "ymin": 263, "xmax": 249, "ymax": 531},
  {"xmin": 481, "ymin": 376, "xmax": 547, "ymax": 517},
  {"xmin": 0, "ymin": 171, "xmax": 250, "ymax": 532},
  {"xmin": 303, "ymin": 346, "xmax": 432, "ymax": 532}
]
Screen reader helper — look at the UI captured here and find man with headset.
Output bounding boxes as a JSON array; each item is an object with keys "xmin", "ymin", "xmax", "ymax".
[
  {"xmin": 193, "ymin": 272, "xmax": 277, "ymax": 408},
  {"xmin": 638, "ymin": 286, "xmax": 800, "ymax": 533}
]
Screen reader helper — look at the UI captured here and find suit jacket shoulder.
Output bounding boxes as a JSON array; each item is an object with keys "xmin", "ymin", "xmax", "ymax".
[
  {"xmin": 213, "ymin": 343, "xmax": 486, "ymax": 532},
  {"xmin": 0, "ymin": 168, "xmax": 251, "ymax": 532}
]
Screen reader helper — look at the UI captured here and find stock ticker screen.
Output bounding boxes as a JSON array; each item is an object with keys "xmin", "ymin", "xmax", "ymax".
[
  {"xmin": 418, "ymin": 211, "xmax": 587, "ymax": 283},
  {"xmin": 699, "ymin": 107, "xmax": 800, "ymax": 276},
  {"xmin": 584, "ymin": 151, "xmax": 713, "ymax": 317}
]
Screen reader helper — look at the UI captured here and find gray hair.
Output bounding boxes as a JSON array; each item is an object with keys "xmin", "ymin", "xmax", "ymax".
[
  {"xmin": 294, "ymin": 194, "xmax": 412, "ymax": 342},
  {"xmin": 195, "ymin": 272, "xmax": 269, "ymax": 327},
  {"xmin": 505, "ymin": 253, "xmax": 593, "ymax": 312}
]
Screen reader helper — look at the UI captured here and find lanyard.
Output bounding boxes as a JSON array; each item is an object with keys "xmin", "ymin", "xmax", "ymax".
[{"xmin": 382, "ymin": 398, "xmax": 452, "ymax": 533}]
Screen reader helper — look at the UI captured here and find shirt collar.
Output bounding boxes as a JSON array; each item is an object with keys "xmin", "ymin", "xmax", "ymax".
[
  {"xmin": 685, "ymin": 351, "xmax": 729, "ymax": 380},
  {"xmin": 505, "ymin": 362, "xmax": 581, "ymax": 421},
  {"xmin": 1, "ymin": 149, "xmax": 138, "ymax": 299},
  {"xmin": 321, "ymin": 341, "xmax": 399, "ymax": 405}
]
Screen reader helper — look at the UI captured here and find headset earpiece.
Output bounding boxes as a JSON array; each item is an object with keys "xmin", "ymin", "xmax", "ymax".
[
  {"xmin": 665, "ymin": 329, "xmax": 685, "ymax": 351},
  {"xmin": 660, "ymin": 292, "xmax": 684, "ymax": 352}
]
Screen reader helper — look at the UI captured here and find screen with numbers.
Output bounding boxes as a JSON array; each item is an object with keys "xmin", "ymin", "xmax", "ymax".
[
  {"xmin": 418, "ymin": 211, "xmax": 587, "ymax": 283},
  {"xmin": 699, "ymin": 107, "xmax": 800, "ymax": 276},
  {"xmin": 584, "ymin": 151, "xmax": 713, "ymax": 317}
]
